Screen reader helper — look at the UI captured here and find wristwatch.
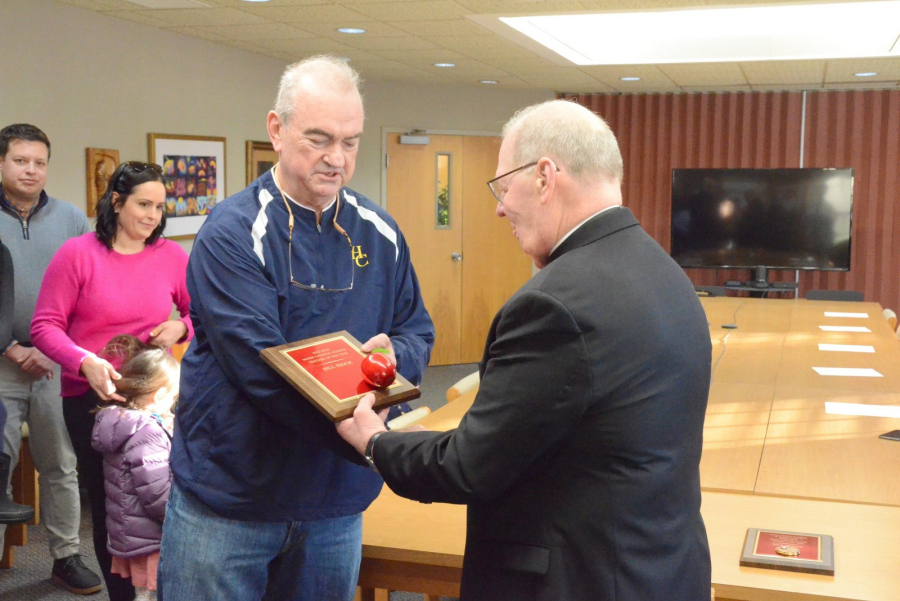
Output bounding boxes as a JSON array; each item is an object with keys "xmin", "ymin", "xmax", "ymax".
[{"xmin": 364, "ymin": 431, "xmax": 387, "ymax": 472}]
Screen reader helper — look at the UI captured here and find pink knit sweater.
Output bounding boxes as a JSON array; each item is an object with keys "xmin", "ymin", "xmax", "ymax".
[{"xmin": 31, "ymin": 233, "xmax": 193, "ymax": 397}]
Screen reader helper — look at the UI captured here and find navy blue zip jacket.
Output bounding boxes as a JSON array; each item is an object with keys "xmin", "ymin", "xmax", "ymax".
[{"xmin": 170, "ymin": 171, "xmax": 435, "ymax": 521}]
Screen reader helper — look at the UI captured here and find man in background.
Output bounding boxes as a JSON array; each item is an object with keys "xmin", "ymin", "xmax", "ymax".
[
  {"xmin": 339, "ymin": 100, "xmax": 712, "ymax": 600},
  {"xmin": 0, "ymin": 123, "xmax": 101, "ymax": 595}
]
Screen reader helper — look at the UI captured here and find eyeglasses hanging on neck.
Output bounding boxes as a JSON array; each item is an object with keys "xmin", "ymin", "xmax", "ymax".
[{"xmin": 272, "ymin": 164, "xmax": 354, "ymax": 293}]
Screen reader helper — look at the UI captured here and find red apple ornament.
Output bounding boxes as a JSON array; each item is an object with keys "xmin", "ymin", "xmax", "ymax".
[{"xmin": 361, "ymin": 349, "xmax": 396, "ymax": 389}]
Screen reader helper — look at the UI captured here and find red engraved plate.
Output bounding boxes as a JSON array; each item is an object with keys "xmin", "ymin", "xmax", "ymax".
[
  {"xmin": 284, "ymin": 337, "xmax": 380, "ymax": 403},
  {"xmin": 753, "ymin": 531, "xmax": 822, "ymax": 562}
]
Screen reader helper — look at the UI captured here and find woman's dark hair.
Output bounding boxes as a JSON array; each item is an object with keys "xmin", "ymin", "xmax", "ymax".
[
  {"xmin": 97, "ymin": 335, "xmax": 179, "ymax": 411},
  {"xmin": 95, "ymin": 161, "xmax": 166, "ymax": 249}
]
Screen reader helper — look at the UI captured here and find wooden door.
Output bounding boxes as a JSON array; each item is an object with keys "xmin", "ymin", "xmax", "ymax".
[
  {"xmin": 387, "ymin": 135, "xmax": 464, "ymax": 365},
  {"xmin": 460, "ymin": 136, "xmax": 533, "ymax": 363},
  {"xmin": 386, "ymin": 134, "xmax": 532, "ymax": 366}
]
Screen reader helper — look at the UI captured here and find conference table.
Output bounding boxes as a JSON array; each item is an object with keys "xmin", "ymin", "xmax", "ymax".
[{"xmin": 357, "ymin": 297, "xmax": 900, "ymax": 601}]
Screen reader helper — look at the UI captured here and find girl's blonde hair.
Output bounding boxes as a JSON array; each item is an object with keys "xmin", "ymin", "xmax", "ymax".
[{"xmin": 98, "ymin": 335, "xmax": 179, "ymax": 411}]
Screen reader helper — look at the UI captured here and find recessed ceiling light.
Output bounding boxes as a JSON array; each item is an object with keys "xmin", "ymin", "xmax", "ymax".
[
  {"xmin": 479, "ymin": 80, "xmax": 499, "ymax": 84},
  {"xmin": 855, "ymin": 72, "xmax": 878, "ymax": 77},
  {"xmin": 498, "ymin": 1, "xmax": 900, "ymax": 65},
  {"xmin": 337, "ymin": 28, "xmax": 366, "ymax": 34},
  {"xmin": 620, "ymin": 77, "xmax": 641, "ymax": 81},
  {"xmin": 240, "ymin": 0, "xmax": 270, "ymax": 3},
  {"xmin": 434, "ymin": 63, "xmax": 456, "ymax": 68}
]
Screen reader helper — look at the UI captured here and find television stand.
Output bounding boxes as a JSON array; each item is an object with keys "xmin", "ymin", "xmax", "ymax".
[{"xmin": 722, "ymin": 281, "xmax": 798, "ymax": 297}]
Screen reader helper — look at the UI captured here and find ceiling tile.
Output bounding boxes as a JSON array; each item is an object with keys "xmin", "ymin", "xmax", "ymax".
[
  {"xmin": 428, "ymin": 35, "xmax": 535, "ymax": 59},
  {"xmin": 392, "ymin": 19, "xmax": 492, "ymax": 36},
  {"xmin": 100, "ymin": 9, "xmax": 174, "ymax": 27},
  {"xmin": 251, "ymin": 36, "xmax": 356, "ymax": 54},
  {"xmin": 188, "ymin": 22, "xmax": 316, "ymax": 40},
  {"xmin": 579, "ymin": 64, "xmax": 676, "ymax": 87},
  {"xmin": 348, "ymin": 1, "xmax": 470, "ymax": 21},
  {"xmin": 166, "ymin": 25, "xmax": 231, "ymax": 42},
  {"xmin": 296, "ymin": 21, "xmax": 410, "ymax": 38},
  {"xmin": 52, "ymin": 0, "xmax": 900, "ymax": 93},
  {"xmin": 338, "ymin": 35, "xmax": 439, "ymax": 51},
  {"xmin": 237, "ymin": 4, "xmax": 370, "ymax": 22},
  {"xmin": 374, "ymin": 48, "xmax": 466, "ymax": 64},
  {"xmin": 826, "ymin": 58, "xmax": 900, "ymax": 82},
  {"xmin": 741, "ymin": 60, "xmax": 826, "ymax": 85},
  {"xmin": 453, "ymin": 0, "xmax": 584, "ymax": 12},
  {"xmin": 55, "ymin": 0, "xmax": 132, "ymax": 10},
  {"xmin": 821, "ymin": 82, "xmax": 900, "ymax": 91},
  {"xmin": 658, "ymin": 63, "xmax": 747, "ymax": 87},
  {"xmin": 218, "ymin": 39, "xmax": 280, "ymax": 56},
  {"xmin": 205, "ymin": 0, "xmax": 337, "ymax": 6},
  {"xmin": 577, "ymin": 0, "xmax": 699, "ymax": 9},
  {"xmin": 751, "ymin": 83, "xmax": 825, "ymax": 91},
  {"xmin": 680, "ymin": 84, "xmax": 753, "ymax": 93},
  {"xmin": 131, "ymin": 7, "xmax": 268, "ymax": 26}
]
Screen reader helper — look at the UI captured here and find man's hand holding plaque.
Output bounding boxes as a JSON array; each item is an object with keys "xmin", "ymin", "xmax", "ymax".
[{"xmin": 260, "ymin": 330, "xmax": 420, "ymax": 422}]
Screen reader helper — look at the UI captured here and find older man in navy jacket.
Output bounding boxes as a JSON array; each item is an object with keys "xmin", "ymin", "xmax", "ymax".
[
  {"xmin": 160, "ymin": 56, "xmax": 434, "ymax": 601},
  {"xmin": 339, "ymin": 99, "xmax": 712, "ymax": 600}
]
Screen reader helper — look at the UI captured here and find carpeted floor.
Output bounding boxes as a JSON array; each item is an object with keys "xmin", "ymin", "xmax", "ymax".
[{"xmin": 0, "ymin": 363, "xmax": 476, "ymax": 600}]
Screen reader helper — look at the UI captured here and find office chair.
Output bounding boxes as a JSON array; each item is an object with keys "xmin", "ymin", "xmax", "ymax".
[
  {"xmin": 804, "ymin": 289, "xmax": 864, "ymax": 302},
  {"xmin": 883, "ymin": 308, "xmax": 897, "ymax": 331}
]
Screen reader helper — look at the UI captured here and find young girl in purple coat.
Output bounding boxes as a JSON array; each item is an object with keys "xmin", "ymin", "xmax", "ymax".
[{"xmin": 91, "ymin": 335, "xmax": 178, "ymax": 601}]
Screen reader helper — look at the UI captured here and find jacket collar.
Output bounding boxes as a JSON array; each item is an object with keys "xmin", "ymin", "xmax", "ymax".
[
  {"xmin": 546, "ymin": 206, "xmax": 639, "ymax": 265},
  {"xmin": 0, "ymin": 186, "xmax": 48, "ymax": 220}
]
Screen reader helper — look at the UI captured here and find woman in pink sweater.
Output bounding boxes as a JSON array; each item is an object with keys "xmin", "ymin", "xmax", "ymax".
[{"xmin": 31, "ymin": 161, "xmax": 192, "ymax": 601}]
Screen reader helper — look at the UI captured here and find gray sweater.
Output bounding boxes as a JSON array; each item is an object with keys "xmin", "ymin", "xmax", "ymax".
[{"xmin": 0, "ymin": 191, "xmax": 90, "ymax": 344}]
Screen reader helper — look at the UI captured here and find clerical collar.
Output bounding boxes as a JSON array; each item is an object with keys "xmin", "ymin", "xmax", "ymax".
[{"xmin": 550, "ymin": 205, "xmax": 622, "ymax": 256}]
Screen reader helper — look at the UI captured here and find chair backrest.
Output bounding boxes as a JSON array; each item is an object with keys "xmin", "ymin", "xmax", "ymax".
[
  {"xmin": 883, "ymin": 308, "xmax": 897, "ymax": 331},
  {"xmin": 386, "ymin": 406, "xmax": 431, "ymax": 430},
  {"xmin": 805, "ymin": 289, "xmax": 864, "ymax": 302},
  {"xmin": 446, "ymin": 371, "xmax": 480, "ymax": 402},
  {"xmin": 171, "ymin": 341, "xmax": 190, "ymax": 363}
]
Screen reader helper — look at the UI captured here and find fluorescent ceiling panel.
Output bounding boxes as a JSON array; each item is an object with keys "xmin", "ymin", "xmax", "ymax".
[{"xmin": 499, "ymin": 2, "xmax": 900, "ymax": 65}]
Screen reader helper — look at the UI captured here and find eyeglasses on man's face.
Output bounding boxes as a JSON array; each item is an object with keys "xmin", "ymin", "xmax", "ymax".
[{"xmin": 487, "ymin": 161, "xmax": 538, "ymax": 203}]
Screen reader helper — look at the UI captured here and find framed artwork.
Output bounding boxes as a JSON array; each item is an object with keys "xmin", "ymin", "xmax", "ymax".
[
  {"xmin": 246, "ymin": 140, "xmax": 277, "ymax": 185},
  {"xmin": 148, "ymin": 133, "xmax": 226, "ymax": 238},
  {"xmin": 85, "ymin": 148, "xmax": 120, "ymax": 217}
]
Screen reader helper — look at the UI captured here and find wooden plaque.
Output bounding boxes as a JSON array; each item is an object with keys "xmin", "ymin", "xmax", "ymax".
[
  {"xmin": 740, "ymin": 528, "xmax": 834, "ymax": 576},
  {"xmin": 260, "ymin": 331, "xmax": 420, "ymax": 422}
]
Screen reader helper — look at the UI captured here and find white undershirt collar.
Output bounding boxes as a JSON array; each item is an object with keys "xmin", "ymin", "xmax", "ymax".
[{"xmin": 550, "ymin": 205, "xmax": 622, "ymax": 256}]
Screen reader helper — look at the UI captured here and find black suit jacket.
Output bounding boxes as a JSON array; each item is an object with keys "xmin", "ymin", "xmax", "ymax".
[{"xmin": 375, "ymin": 208, "xmax": 712, "ymax": 600}]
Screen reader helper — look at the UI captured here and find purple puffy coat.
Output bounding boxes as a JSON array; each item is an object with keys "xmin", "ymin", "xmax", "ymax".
[{"xmin": 91, "ymin": 407, "xmax": 172, "ymax": 558}]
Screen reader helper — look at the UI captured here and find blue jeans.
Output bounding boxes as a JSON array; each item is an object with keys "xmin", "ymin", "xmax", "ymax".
[{"xmin": 158, "ymin": 481, "xmax": 362, "ymax": 601}]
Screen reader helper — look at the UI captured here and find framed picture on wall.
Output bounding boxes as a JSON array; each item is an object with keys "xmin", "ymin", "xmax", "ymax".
[
  {"xmin": 148, "ymin": 133, "xmax": 226, "ymax": 238},
  {"xmin": 85, "ymin": 147, "xmax": 120, "ymax": 217},
  {"xmin": 246, "ymin": 140, "xmax": 277, "ymax": 185}
]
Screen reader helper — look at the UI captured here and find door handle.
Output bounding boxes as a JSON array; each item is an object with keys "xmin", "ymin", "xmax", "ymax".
[{"xmin": 451, "ymin": 253, "xmax": 462, "ymax": 261}]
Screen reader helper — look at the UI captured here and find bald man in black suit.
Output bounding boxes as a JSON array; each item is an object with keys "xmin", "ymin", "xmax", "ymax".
[{"xmin": 339, "ymin": 99, "xmax": 712, "ymax": 601}]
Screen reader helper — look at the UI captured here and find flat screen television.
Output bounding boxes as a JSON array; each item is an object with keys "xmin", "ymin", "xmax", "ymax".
[{"xmin": 670, "ymin": 168, "xmax": 853, "ymax": 282}]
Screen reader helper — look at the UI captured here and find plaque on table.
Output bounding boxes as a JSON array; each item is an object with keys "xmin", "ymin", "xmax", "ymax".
[
  {"xmin": 260, "ymin": 331, "xmax": 420, "ymax": 422},
  {"xmin": 740, "ymin": 528, "xmax": 834, "ymax": 576}
]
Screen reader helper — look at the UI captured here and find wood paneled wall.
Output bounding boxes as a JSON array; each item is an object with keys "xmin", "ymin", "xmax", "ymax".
[{"xmin": 562, "ymin": 90, "xmax": 900, "ymax": 312}]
